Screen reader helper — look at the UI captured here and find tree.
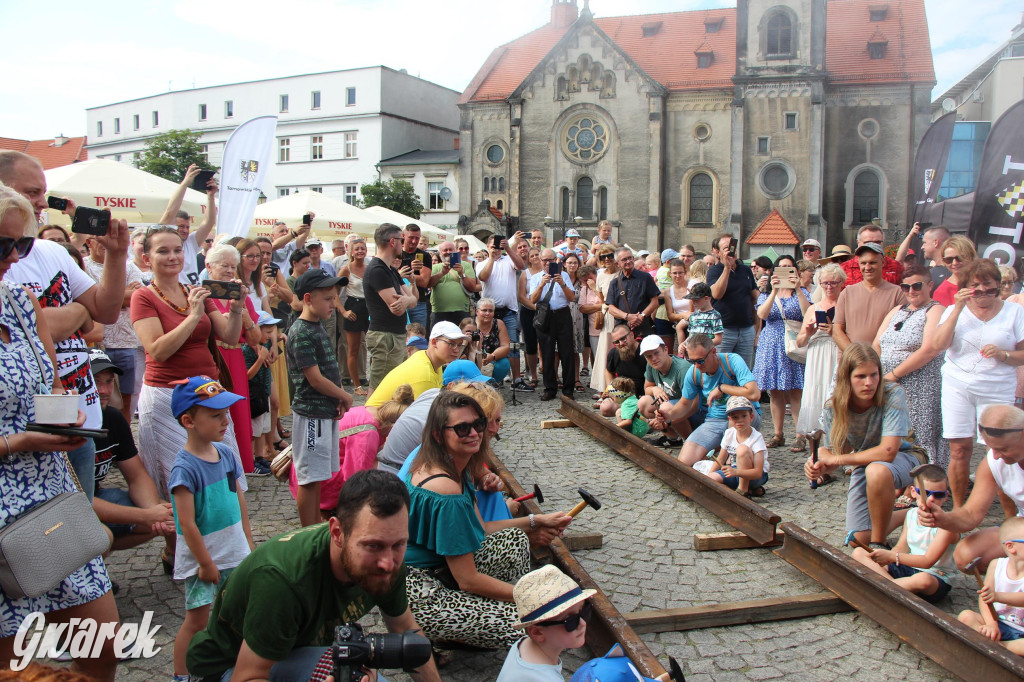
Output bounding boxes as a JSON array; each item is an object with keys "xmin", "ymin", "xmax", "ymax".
[
  {"xmin": 138, "ymin": 129, "xmax": 217, "ymax": 182},
  {"xmin": 359, "ymin": 178, "xmax": 423, "ymax": 218}
]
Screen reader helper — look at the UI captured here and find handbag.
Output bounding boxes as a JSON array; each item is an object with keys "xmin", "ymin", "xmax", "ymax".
[
  {"xmin": 0, "ymin": 285, "xmax": 110, "ymax": 599},
  {"xmin": 775, "ymin": 298, "xmax": 807, "ymax": 364},
  {"xmin": 533, "ymin": 278, "xmax": 557, "ymax": 335}
]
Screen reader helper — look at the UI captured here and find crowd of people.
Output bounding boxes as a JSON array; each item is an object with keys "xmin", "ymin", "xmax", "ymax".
[{"xmin": 4, "ymin": 141, "xmax": 1024, "ymax": 678}]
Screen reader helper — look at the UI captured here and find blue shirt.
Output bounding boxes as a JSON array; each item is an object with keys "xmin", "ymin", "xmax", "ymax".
[
  {"xmin": 528, "ymin": 271, "xmax": 573, "ymax": 310},
  {"xmin": 681, "ymin": 352, "xmax": 760, "ymax": 420}
]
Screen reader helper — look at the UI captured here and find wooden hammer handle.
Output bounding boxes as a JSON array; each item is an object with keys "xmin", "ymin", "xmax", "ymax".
[{"xmin": 568, "ymin": 500, "xmax": 588, "ymax": 517}]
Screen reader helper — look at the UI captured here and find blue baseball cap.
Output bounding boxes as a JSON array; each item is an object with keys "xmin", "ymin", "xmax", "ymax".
[
  {"xmin": 661, "ymin": 248, "xmax": 679, "ymax": 262},
  {"xmin": 171, "ymin": 376, "xmax": 244, "ymax": 418},
  {"xmin": 406, "ymin": 335, "xmax": 429, "ymax": 350},
  {"xmin": 570, "ymin": 645, "xmax": 660, "ymax": 682},
  {"xmin": 256, "ymin": 311, "xmax": 281, "ymax": 326},
  {"xmin": 442, "ymin": 359, "xmax": 490, "ymax": 385},
  {"xmin": 565, "ymin": 228, "xmax": 581, "ymax": 238}
]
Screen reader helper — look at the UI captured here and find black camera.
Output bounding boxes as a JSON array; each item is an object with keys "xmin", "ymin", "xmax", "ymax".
[
  {"xmin": 332, "ymin": 623, "xmax": 432, "ymax": 682},
  {"xmin": 470, "ymin": 331, "xmax": 481, "ymax": 342}
]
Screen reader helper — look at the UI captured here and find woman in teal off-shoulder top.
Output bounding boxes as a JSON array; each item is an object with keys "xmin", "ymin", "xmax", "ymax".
[{"xmin": 404, "ymin": 391, "xmax": 572, "ymax": 649}]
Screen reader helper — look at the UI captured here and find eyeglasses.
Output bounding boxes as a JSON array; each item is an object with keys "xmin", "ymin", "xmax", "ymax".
[
  {"xmin": 242, "ymin": 253, "xmax": 261, "ymax": 261},
  {"xmin": 802, "ymin": 246, "xmax": 820, "ymax": 252},
  {"xmin": 0, "ymin": 236, "xmax": 34, "ymax": 261},
  {"xmin": 913, "ymin": 486, "xmax": 948, "ymax": 500},
  {"xmin": 443, "ymin": 418, "xmax": 487, "ymax": 437},
  {"xmin": 978, "ymin": 425, "xmax": 1024, "ymax": 438},
  {"xmin": 900, "ymin": 282, "xmax": 925, "ymax": 292},
  {"xmin": 458, "ymin": 247, "xmax": 470, "ymax": 252},
  {"xmin": 943, "ymin": 255, "xmax": 964, "ymax": 265},
  {"xmin": 541, "ymin": 258, "xmax": 555, "ymax": 263},
  {"xmin": 538, "ymin": 602, "xmax": 591, "ymax": 632},
  {"xmin": 691, "ymin": 350, "xmax": 715, "ymax": 366},
  {"xmin": 599, "ymin": 254, "xmax": 614, "ymax": 261},
  {"xmin": 612, "ymin": 335, "xmax": 631, "ymax": 346},
  {"xmin": 205, "ymin": 239, "xmax": 214, "ymax": 244},
  {"xmin": 972, "ymin": 287, "xmax": 1000, "ymax": 298},
  {"xmin": 1002, "ymin": 280, "xmax": 1017, "ymax": 288},
  {"xmin": 438, "ymin": 338, "xmax": 467, "ymax": 351},
  {"xmin": 820, "ymin": 281, "xmax": 842, "ymax": 287}
]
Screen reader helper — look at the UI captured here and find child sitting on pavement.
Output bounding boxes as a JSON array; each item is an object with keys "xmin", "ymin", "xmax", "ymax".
[
  {"xmin": 169, "ymin": 376, "xmax": 255, "ymax": 681},
  {"xmin": 675, "ymin": 282, "xmax": 723, "ymax": 357},
  {"xmin": 958, "ymin": 515, "xmax": 1024, "ymax": 652},
  {"xmin": 852, "ymin": 463, "xmax": 958, "ymax": 604},
  {"xmin": 497, "ymin": 565, "xmax": 597, "ymax": 681},
  {"xmin": 609, "ymin": 377, "xmax": 650, "ymax": 439},
  {"xmin": 701, "ymin": 396, "xmax": 768, "ymax": 497}
]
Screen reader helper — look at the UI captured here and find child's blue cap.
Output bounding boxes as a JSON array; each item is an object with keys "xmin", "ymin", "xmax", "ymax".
[
  {"xmin": 171, "ymin": 376, "xmax": 244, "ymax": 418},
  {"xmin": 442, "ymin": 359, "xmax": 490, "ymax": 385},
  {"xmin": 570, "ymin": 645, "xmax": 660, "ymax": 682},
  {"xmin": 256, "ymin": 310, "xmax": 281, "ymax": 326},
  {"xmin": 406, "ymin": 335, "xmax": 429, "ymax": 350}
]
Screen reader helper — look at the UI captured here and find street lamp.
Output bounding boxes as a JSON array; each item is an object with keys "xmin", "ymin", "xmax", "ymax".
[{"xmin": 543, "ymin": 215, "xmax": 583, "ymax": 240}]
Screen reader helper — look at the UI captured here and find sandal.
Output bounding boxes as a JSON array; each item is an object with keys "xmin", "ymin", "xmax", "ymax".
[
  {"xmin": 273, "ymin": 439, "xmax": 288, "ymax": 451},
  {"xmin": 580, "ymin": 368, "xmax": 590, "ymax": 377},
  {"xmin": 765, "ymin": 434, "xmax": 786, "ymax": 448},
  {"xmin": 893, "ymin": 494, "xmax": 915, "ymax": 511},
  {"xmin": 815, "ymin": 473, "xmax": 835, "ymax": 487},
  {"xmin": 790, "ymin": 435, "xmax": 806, "ymax": 452},
  {"xmin": 574, "ymin": 382, "xmax": 585, "ymax": 392},
  {"xmin": 354, "ymin": 386, "xmax": 368, "ymax": 396},
  {"xmin": 276, "ymin": 418, "xmax": 290, "ymax": 439}
]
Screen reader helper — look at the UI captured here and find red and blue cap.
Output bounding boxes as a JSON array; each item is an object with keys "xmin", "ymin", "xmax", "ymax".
[{"xmin": 171, "ymin": 376, "xmax": 243, "ymax": 418}]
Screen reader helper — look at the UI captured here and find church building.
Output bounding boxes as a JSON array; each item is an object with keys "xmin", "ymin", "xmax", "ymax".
[{"xmin": 457, "ymin": 0, "xmax": 935, "ymax": 255}]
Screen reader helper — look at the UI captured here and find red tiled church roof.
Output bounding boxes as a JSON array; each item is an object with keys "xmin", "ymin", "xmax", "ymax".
[
  {"xmin": 460, "ymin": 0, "xmax": 933, "ymax": 104},
  {"xmin": 0, "ymin": 136, "xmax": 88, "ymax": 169},
  {"xmin": 747, "ymin": 209, "xmax": 800, "ymax": 245}
]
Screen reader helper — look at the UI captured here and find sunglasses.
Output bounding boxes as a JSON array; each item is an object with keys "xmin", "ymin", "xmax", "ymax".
[
  {"xmin": 538, "ymin": 602, "xmax": 592, "ymax": 632},
  {"xmin": 802, "ymin": 246, "xmax": 819, "ymax": 252},
  {"xmin": 691, "ymin": 350, "xmax": 715, "ymax": 366},
  {"xmin": 942, "ymin": 255, "xmax": 964, "ymax": 265},
  {"xmin": 913, "ymin": 486, "xmax": 948, "ymax": 500},
  {"xmin": 972, "ymin": 287, "xmax": 1000, "ymax": 298},
  {"xmin": 0, "ymin": 236, "xmax": 34, "ymax": 261},
  {"xmin": 458, "ymin": 247, "xmax": 470, "ymax": 252},
  {"xmin": 443, "ymin": 418, "xmax": 487, "ymax": 437},
  {"xmin": 978, "ymin": 425, "xmax": 1024, "ymax": 438},
  {"xmin": 900, "ymin": 282, "xmax": 925, "ymax": 292},
  {"xmin": 599, "ymin": 254, "xmax": 614, "ymax": 261}
]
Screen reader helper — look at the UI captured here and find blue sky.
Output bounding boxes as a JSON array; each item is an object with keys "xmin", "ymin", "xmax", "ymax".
[{"xmin": 0, "ymin": 0, "xmax": 1018, "ymax": 139}]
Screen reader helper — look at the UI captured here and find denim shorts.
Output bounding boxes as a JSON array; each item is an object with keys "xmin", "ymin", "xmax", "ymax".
[
  {"xmin": 687, "ymin": 411, "xmax": 763, "ymax": 452},
  {"xmin": 717, "ymin": 471, "xmax": 769, "ymax": 491},
  {"xmin": 501, "ymin": 309, "xmax": 520, "ymax": 358},
  {"xmin": 104, "ymin": 347, "xmax": 137, "ymax": 394},
  {"xmin": 184, "ymin": 566, "xmax": 234, "ymax": 610},
  {"xmin": 1000, "ymin": 621, "xmax": 1024, "ymax": 641},
  {"xmin": 845, "ymin": 451, "xmax": 918, "ymax": 535},
  {"xmin": 886, "ymin": 564, "xmax": 952, "ymax": 603}
]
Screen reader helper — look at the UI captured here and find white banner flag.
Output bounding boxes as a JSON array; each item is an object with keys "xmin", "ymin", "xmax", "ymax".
[{"xmin": 217, "ymin": 115, "xmax": 277, "ymax": 238}]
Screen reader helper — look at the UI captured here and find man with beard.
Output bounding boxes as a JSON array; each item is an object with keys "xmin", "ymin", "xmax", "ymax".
[
  {"xmin": 597, "ymin": 324, "xmax": 647, "ymax": 418},
  {"xmin": 186, "ymin": 469, "xmax": 441, "ymax": 681}
]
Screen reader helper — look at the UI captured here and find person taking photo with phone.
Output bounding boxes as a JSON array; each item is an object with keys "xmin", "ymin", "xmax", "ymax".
[{"xmin": 429, "ymin": 241, "xmax": 480, "ymax": 326}]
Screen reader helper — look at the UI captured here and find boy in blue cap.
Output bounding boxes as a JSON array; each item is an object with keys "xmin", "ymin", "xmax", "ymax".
[{"xmin": 169, "ymin": 376, "xmax": 255, "ymax": 682}]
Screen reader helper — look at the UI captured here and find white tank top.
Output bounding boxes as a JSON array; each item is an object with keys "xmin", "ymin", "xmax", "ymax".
[
  {"xmin": 669, "ymin": 285, "xmax": 691, "ymax": 315},
  {"xmin": 347, "ymin": 270, "xmax": 365, "ymax": 298},
  {"xmin": 993, "ymin": 557, "xmax": 1024, "ymax": 632},
  {"xmin": 988, "ymin": 450, "xmax": 1024, "ymax": 517}
]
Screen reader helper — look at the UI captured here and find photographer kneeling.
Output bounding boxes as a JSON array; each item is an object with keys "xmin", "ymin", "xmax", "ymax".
[
  {"xmin": 469, "ymin": 298, "xmax": 511, "ymax": 384},
  {"xmin": 185, "ymin": 469, "xmax": 441, "ymax": 682}
]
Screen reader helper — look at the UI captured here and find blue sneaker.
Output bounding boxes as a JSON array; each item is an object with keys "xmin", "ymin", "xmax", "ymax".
[{"xmin": 248, "ymin": 458, "xmax": 272, "ymax": 477}]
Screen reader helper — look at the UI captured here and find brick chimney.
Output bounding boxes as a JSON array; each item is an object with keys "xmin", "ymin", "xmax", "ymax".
[{"xmin": 551, "ymin": 0, "xmax": 578, "ymax": 29}]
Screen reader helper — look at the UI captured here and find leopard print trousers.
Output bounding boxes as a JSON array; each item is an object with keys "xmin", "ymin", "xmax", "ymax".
[{"xmin": 405, "ymin": 527, "xmax": 531, "ymax": 649}]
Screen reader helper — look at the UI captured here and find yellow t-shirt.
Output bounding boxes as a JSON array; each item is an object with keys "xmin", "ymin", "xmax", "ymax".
[{"xmin": 365, "ymin": 349, "xmax": 442, "ymax": 408}]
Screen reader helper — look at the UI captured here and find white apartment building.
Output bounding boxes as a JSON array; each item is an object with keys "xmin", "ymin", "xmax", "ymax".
[{"xmin": 85, "ymin": 66, "xmax": 460, "ymax": 205}]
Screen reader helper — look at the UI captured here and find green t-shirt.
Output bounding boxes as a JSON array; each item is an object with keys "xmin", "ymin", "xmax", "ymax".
[
  {"xmin": 186, "ymin": 524, "xmax": 409, "ymax": 676},
  {"xmin": 430, "ymin": 262, "xmax": 477, "ymax": 313},
  {"xmin": 286, "ymin": 318, "xmax": 342, "ymax": 418},
  {"xmin": 619, "ymin": 395, "xmax": 651, "ymax": 438},
  {"xmin": 643, "ymin": 356, "xmax": 693, "ymax": 402}
]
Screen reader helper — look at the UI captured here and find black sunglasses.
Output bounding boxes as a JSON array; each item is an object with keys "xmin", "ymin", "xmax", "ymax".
[
  {"xmin": 691, "ymin": 350, "xmax": 715, "ymax": 366},
  {"xmin": 0, "ymin": 237, "xmax": 34, "ymax": 261},
  {"xmin": 599, "ymin": 254, "xmax": 614, "ymax": 261},
  {"xmin": 538, "ymin": 602, "xmax": 592, "ymax": 632},
  {"xmin": 913, "ymin": 486, "xmax": 948, "ymax": 501},
  {"xmin": 443, "ymin": 418, "xmax": 487, "ymax": 437},
  {"xmin": 979, "ymin": 425, "xmax": 1024, "ymax": 438},
  {"xmin": 900, "ymin": 282, "xmax": 925, "ymax": 292}
]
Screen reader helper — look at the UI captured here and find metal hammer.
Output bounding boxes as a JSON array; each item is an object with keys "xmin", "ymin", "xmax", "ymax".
[
  {"xmin": 567, "ymin": 487, "xmax": 602, "ymax": 518},
  {"xmin": 808, "ymin": 429, "xmax": 825, "ymax": 490},
  {"xmin": 965, "ymin": 557, "xmax": 1000, "ymax": 622},
  {"xmin": 514, "ymin": 484, "xmax": 544, "ymax": 504}
]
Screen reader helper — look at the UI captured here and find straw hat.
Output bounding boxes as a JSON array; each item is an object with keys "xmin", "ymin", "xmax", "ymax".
[
  {"xmin": 819, "ymin": 244, "xmax": 853, "ymax": 264},
  {"xmin": 513, "ymin": 565, "xmax": 596, "ymax": 628}
]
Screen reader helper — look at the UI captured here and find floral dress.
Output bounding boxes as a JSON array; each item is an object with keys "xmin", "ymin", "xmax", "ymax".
[
  {"xmin": 0, "ymin": 285, "xmax": 110, "ymax": 637},
  {"xmin": 753, "ymin": 289, "xmax": 808, "ymax": 391},
  {"xmin": 570, "ymin": 277, "xmax": 585, "ymax": 353},
  {"xmin": 879, "ymin": 302, "xmax": 949, "ymax": 467}
]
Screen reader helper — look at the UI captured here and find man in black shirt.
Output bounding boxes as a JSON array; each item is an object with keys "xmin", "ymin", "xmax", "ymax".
[
  {"xmin": 90, "ymin": 350, "xmax": 174, "ymax": 551},
  {"xmin": 597, "ymin": 325, "xmax": 647, "ymax": 417},
  {"xmin": 365, "ymin": 223, "xmax": 419, "ymax": 389},
  {"xmin": 400, "ymin": 224, "xmax": 433, "ymax": 329},
  {"xmin": 606, "ymin": 247, "xmax": 660, "ymax": 337},
  {"xmin": 706, "ymin": 233, "xmax": 759, "ymax": 368}
]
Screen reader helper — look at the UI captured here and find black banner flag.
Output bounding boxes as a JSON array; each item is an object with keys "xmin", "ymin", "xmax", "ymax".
[
  {"xmin": 911, "ymin": 112, "xmax": 956, "ymax": 224},
  {"xmin": 968, "ymin": 99, "xmax": 1024, "ymax": 271}
]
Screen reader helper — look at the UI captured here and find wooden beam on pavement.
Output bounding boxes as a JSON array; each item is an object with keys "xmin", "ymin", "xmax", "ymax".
[
  {"xmin": 485, "ymin": 452, "xmax": 668, "ymax": 680},
  {"xmin": 775, "ymin": 522, "xmax": 1024, "ymax": 681},
  {"xmin": 558, "ymin": 396, "xmax": 781, "ymax": 545},
  {"xmin": 532, "ymin": 533, "xmax": 603, "ymax": 561},
  {"xmin": 541, "ymin": 418, "xmax": 576, "ymax": 429},
  {"xmin": 694, "ymin": 530, "xmax": 785, "ymax": 551},
  {"xmin": 623, "ymin": 593, "xmax": 851, "ymax": 634}
]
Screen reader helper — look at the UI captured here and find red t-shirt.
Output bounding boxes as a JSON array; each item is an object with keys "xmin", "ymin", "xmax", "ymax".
[
  {"xmin": 841, "ymin": 255, "xmax": 904, "ymax": 286},
  {"xmin": 933, "ymin": 278, "xmax": 957, "ymax": 306},
  {"xmin": 130, "ymin": 286, "xmax": 219, "ymax": 388}
]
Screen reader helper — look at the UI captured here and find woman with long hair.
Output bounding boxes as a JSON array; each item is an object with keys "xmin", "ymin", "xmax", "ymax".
[
  {"xmin": 404, "ymin": 391, "xmax": 571, "ymax": 648},
  {"xmin": 203, "ymin": 244, "xmax": 262, "ymax": 472},
  {"xmin": 577, "ymin": 265, "xmax": 602, "ymax": 372},
  {"xmin": 873, "ymin": 264, "xmax": 947, "ymax": 467},
  {"xmin": 338, "ymin": 237, "xmax": 370, "ymax": 395},
  {"xmin": 804, "ymin": 343, "xmax": 920, "ymax": 549},
  {"xmin": 795, "ymin": 263, "xmax": 846, "ymax": 468},
  {"xmin": 932, "ymin": 236, "xmax": 976, "ymax": 306},
  {"xmin": 933, "ymin": 258, "xmax": 1024, "ymax": 506},
  {"xmin": 753, "ymin": 254, "xmax": 811, "ymax": 450},
  {"xmin": 589, "ymin": 244, "xmax": 620, "ymax": 394},
  {"xmin": 563, "ymin": 253, "xmax": 586, "ymax": 391},
  {"xmin": 257, "ymin": 236, "xmax": 295, "ymax": 450}
]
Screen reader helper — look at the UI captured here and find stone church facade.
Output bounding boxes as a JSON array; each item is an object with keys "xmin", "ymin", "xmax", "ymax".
[{"xmin": 457, "ymin": 0, "xmax": 935, "ymax": 256}]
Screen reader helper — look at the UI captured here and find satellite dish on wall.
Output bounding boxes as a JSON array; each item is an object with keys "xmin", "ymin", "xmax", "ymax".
[
  {"xmin": 439, "ymin": 187, "xmax": 452, "ymax": 200},
  {"xmin": 941, "ymin": 97, "xmax": 956, "ymax": 112}
]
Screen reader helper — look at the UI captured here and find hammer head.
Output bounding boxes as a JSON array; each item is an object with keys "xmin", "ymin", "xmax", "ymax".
[
  {"xmin": 578, "ymin": 487, "xmax": 602, "ymax": 511},
  {"xmin": 533, "ymin": 484, "xmax": 544, "ymax": 505},
  {"xmin": 964, "ymin": 557, "xmax": 982, "ymax": 574}
]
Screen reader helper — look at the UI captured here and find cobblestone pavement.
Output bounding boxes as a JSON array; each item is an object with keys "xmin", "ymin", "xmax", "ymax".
[{"xmin": 104, "ymin": 386, "xmax": 997, "ymax": 681}]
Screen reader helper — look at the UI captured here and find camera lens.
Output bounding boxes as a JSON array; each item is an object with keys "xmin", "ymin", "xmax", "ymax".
[{"xmin": 366, "ymin": 631, "xmax": 432, "ymax": 670}]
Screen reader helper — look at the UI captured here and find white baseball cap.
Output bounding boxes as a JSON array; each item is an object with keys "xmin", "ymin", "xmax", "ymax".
[
  {"xmin": 639, "ymin": 335, "xmax": 665, "ymax": 355},
  {"xmin": 801, "ymin": 239, "xmax": 822, "ymax": 249},
  {"xmin": 429, "ymin": 321, "xmax": 469, "ymax": 341}
]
